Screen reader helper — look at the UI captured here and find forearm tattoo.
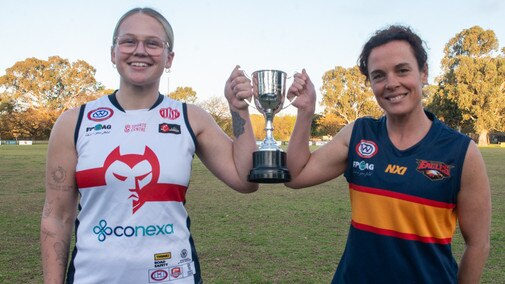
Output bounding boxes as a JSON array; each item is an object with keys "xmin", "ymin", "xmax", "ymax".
[
  {"xmin": 42, "ymin": 199, "xmax": 54, "ymax": 219},
  {"xmin": 41, "ymin": 227, "xmax": 56, "ymax": 241},
  {"xmin": 231, "ymin": 110, "xmax": 246, "ymax": 138},
  {"xmin": 54, "ymin": 239, "xmax": 69, "ymax": 267}
]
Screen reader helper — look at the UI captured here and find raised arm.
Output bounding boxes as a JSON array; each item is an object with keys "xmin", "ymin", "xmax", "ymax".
[
  {"xmin": 457, "ymin": 141, "xmax": 491, "ymax": 283},
  {"xmin": 41, "ymin": 109, "xmax": 79, "ymax": 284},
  {"xmin": 285, "ymin": 69, "xmax": 352, "ymax": 188},
  {"xmin": 188, "ymin": 65, "xmax": 258, "ymax": 193}
]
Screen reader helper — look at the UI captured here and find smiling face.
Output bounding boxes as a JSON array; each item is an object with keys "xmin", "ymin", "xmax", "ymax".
[
  {"xmin": 367, "ymin": 40, "xmax": 428, "ymax": 117},
  {"xmin": 111, "ymin": 13, "xmax": 174, "ymax": 88}
]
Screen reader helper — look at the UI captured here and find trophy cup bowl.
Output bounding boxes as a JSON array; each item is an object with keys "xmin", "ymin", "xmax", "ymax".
[{"xmin": 247, "ymin": 69, "xmax": 292, "ymax": 183}]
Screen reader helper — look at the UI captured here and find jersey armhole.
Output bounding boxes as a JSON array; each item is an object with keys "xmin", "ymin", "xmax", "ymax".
[
  {"xmin": 183, "ymin": 103, "xmax": 198, "ymax": 151},
  {"xmin": 343, "ymin": 118, "xmax": 363, "ymax": 182},
  {"xmin": 74, "ymin": 104, "xmax": 86, "ymax": 147}
]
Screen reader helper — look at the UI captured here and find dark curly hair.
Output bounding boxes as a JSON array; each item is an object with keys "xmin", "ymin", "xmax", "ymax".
[{"xmin": 358, "ymin": 25, "xmax": 427, "ymax": 80}]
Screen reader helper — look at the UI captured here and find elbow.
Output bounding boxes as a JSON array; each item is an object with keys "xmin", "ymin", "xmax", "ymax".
[
  {"xmin": 284, "ymin": 181, "xmax": 303, "ymax": 189},
  {"xmin": 478, "ymin": 239, "xmax": 491, "ymax": 258},
  {"xmin": 466, "ymin": 238, "xmax": 491, "ymax": 259},
  {"xmin": 234, "ymin": 183, "xmax": 259, "ymax": 194}
]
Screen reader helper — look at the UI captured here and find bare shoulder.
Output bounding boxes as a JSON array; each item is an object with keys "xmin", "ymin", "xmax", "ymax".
[
  {"xmin": 326, "ymin": 120, "xmax": 355, "ymax": 149},
  {"xmin": 53, "ymin": 107, "xmax": 80, "ymax": 130},
  {"xmin": 186, "ymin": 103, "xmax": 216, "ymax": 135},
  {"xmin": 337, "ymin": 121, "xmax": 355, "ymax": 144},
  {"xmin": 462, "ymin": 140, "xmax": 488, "ymax": 180},
  {"xmin": 311, "ymin": 121, "xmax": 355, "ymax": 170},
  {"xmin": 48, "ymin": 107, "xmax": 81, "ymax": 150},
  {"xmin": 186, "ymin": 103, "xmax": 207, "ymax": 117}
]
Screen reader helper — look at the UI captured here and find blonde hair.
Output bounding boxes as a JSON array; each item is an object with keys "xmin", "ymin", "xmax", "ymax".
[{"xmin": 112, "ymin": 7, "xmax": 174, "ymax": 52}]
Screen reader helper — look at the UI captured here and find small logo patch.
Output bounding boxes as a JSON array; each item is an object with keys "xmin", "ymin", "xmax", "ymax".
[
  {"xmin": 385, "ymin": 164, "xmax": 407, "ymax": 175},
  {"xmin": 160, "ymin": 107, "xmax": 180, "ymax": 120},
  {"xmin": 356, "ymin": 140, "xmax": 378, "ymax": 158},
  {"xmin": 416, "ymin": 160, "xmax": 452, "ymax": 181},
  {"xmin": 88, "ymin": 107, "xmax": 114, "ymax": 122},
  {"xmin": 159, "ymin": 123, "xmax": 181, "ymax": 134}
]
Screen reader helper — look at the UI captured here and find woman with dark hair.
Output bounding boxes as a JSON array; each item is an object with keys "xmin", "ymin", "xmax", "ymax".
[{"xmin": 285, "ymin": 25, "xmax": 491, "ymax": 283}]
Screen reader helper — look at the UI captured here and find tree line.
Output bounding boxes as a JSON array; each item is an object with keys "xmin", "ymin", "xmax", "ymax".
[{"xmin": 1, "ymin": 26, "xmax": 504, "ymax": 145}]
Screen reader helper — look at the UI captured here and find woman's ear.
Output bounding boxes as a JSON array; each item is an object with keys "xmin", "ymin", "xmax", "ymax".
[
  {"xmin": 165, "ymin": 51, "xmax": 175, "ymax": 69},
  {"xmin": 111, "ymin": 46, "xmax": 117, "ymax": 65},
  {"xmin": 421, "ymin": 63, "xmax": 428, "ymax": 85}
]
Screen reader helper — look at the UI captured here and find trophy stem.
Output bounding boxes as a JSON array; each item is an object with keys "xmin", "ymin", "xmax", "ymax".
[{"xmin": 261, "ymin": 112, "xmax": 277, "ymax": 150}]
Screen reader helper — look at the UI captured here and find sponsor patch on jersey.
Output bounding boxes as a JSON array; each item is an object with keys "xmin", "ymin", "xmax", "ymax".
[
  {"xmin": 385, "ymin": 164, "xmax": 407, "ymax": 175},
  {"xmin": 92, "ymin": 219, "xmax": 174, "ymax": 242},
  {"xmin": 160, "ymin": 107, "xmax": 180, "ymax": 120},
  {"xmin": 352, "ymin": 160, "xmax": 375, "ymax": 176},
  {"xmin": 150, "ymin": 269, "xmax": 169, "ymax": 282},
  {"xmin": 85, "ymin": 124, "xmax": 112, "ymax": 136},
  {"xmin": 171, "ymin": 267, "xmax": 182, "ymax": 278},
  {"xmin": 87, "ymin": 107, "xmax": 114, "ymax": 122},
  {"xmin": 86, "ymin": 124, "xmax": 111, "ymax": 132},
  {"xmin": 356, "ymin": 139, "xmax": 378, "ymax": 158},
  {"xmin": 178, "ymin": 248, "xmax": 192, "ymax": 264},
  {"xmin": 155, "ymin": 252, "xmax": 172, "ymax": 261},
  {"xmin": 124, "ymin": 123, "xmax": 147, "ymax": 133},
  {"xmin": 148, "ymin": 262, "xmax": 195, "ymax": 282},
  {"xmin": 154, "ymin": 252, "xmax": 172, "ymax": 268},
  {"xmin": 416, "ymin": 159, "xmax": 452, "ymax": 181},
  {"xmin": 159, "ymin": 123, "xmax": 181, "ymax": 134}
]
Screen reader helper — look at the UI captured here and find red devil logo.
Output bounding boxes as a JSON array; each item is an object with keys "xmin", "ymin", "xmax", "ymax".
[{"xmin": 76, "ymin": 146, "xmax": 186, "ymax": 213}]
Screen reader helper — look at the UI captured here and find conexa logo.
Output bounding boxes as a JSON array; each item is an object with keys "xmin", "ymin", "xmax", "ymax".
[{"xmin": 93, "ymin": 219, "xmax": 174, "ymax": 242}]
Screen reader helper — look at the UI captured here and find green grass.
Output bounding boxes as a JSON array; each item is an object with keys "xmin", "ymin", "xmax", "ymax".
[{"xmin": 0, "ymin": 145, "xmax": 504, "ymax": 283}]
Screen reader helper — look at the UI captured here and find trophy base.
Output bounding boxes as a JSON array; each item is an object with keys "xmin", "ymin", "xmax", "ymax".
[{"xmin": 248, "ymin": 150, "xmax": 291, "ymax": 183}]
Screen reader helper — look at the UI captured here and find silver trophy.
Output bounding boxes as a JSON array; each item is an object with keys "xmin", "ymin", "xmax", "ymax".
[{"xmin": 246, "ymin": 69, "xmax": 295, "ymax": 183}]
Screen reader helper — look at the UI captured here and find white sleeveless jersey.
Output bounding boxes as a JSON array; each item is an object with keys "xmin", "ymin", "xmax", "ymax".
[{"xmin": 68, "ymin": 93, "xmax": 202, "ymax": 283}]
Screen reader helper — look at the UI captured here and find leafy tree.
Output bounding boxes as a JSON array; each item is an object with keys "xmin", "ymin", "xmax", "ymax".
[
  {"xmin": 250, "ymin": 113, "xmax": 295, "ymax": 142},
  {"xmin": 0, "ymin": 56, "xmax": 104, "ymax": 139},
  {"xmin": 316, "ymin": 112, "xmax": 346, "ymax": 137},
  {"xmin": 310, "ymin": 113, "xmax": 326, "ymax": 138},
  {"xmin": 250, "ymin": 114, "xmax": 265, "ymax": 141},
  {"xmin": 319, "ymin": 65, "xmax": 383, "ymax": 132},
  {"xmin": 432, "ymin": 26, "xmax": 505, "ymax": 145},
  {"xmin": 198, "ymin": 96, "xmax": 232, "ymax": 136},
  {"xmin": 168, "ymin": 86, "xmax": 197, "ymax": 103},
  {"xmin": 273, "ymin": 115, "xmax": 296, "ymax": 141}
]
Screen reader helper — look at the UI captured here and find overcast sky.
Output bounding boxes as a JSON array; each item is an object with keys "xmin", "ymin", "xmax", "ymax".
[{"xmin": 1, "ymin": 0, "xmax": 504, "ymax": 113}]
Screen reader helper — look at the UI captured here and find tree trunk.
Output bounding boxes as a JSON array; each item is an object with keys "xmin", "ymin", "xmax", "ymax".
[{"xmin": 478, "ymin": 129, "xmax": 489, "ymax": 146}]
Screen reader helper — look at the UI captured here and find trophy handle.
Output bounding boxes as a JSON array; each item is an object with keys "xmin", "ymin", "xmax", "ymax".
[
  {"xmin": 280, "ymin": 71, "xmax": 298, "ymax": 109},
  {"xmin": 238, "ymin": 68, "xmax": 260, "ymax": 110},
  {"xmin": 281, "ymin": 95, "xmax": 297, "ymax": 110},
  {"xmin": 244, "ymin": 97, "xmax": 257, "ymax": 110}
]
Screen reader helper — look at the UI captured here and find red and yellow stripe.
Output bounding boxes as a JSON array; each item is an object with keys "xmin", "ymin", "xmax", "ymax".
[{"xmin": 350, "ymin": 183, "xmax": 457, "ymax": 244}]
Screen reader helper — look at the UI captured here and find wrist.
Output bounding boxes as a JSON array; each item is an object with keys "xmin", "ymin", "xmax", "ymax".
[
  {"xmin": 229, "ymin": 104, "xmax": 250, "ymax": 114},
  {"xmin": 297, "ymin": 107, "xmax": 315, "ymax": 119}
]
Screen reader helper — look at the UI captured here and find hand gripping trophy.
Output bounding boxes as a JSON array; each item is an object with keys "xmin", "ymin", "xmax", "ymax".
[{"xmin": 246, "ymin": 70, "xmax": 295, "ymax": 183}]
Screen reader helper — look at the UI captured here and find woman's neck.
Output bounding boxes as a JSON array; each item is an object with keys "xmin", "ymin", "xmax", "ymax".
[
  {"xmin": 386, "ymin": 107, "xmax": 432, "ymax": 150},
  {"xmin": 116, "ymin": 83, "xmax": 161, "ymax": 110}
]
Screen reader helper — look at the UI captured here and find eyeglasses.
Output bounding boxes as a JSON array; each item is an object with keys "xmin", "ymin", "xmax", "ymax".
[{"xmin": 114, "ymin": 36, "xmax": 170, "ymax": 56}]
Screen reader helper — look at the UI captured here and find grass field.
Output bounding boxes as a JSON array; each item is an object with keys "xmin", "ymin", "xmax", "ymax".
[{"xmin": 0, "ymin": 145, "xmax": 503, "ymax": 283}]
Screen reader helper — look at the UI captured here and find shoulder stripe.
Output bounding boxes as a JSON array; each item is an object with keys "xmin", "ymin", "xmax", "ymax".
[
  {"xmin": 183, "ymin": 103, "xmax": 198, "ymax": 151},
  {"xmin": 74, "ymin": 104, "xmax": 86, "ymax": 146}
]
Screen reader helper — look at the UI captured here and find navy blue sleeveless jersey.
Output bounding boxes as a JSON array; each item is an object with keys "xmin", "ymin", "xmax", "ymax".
[{"xmin": 332, "ymin": 111, "xmax": 471, "ymax": 283}]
